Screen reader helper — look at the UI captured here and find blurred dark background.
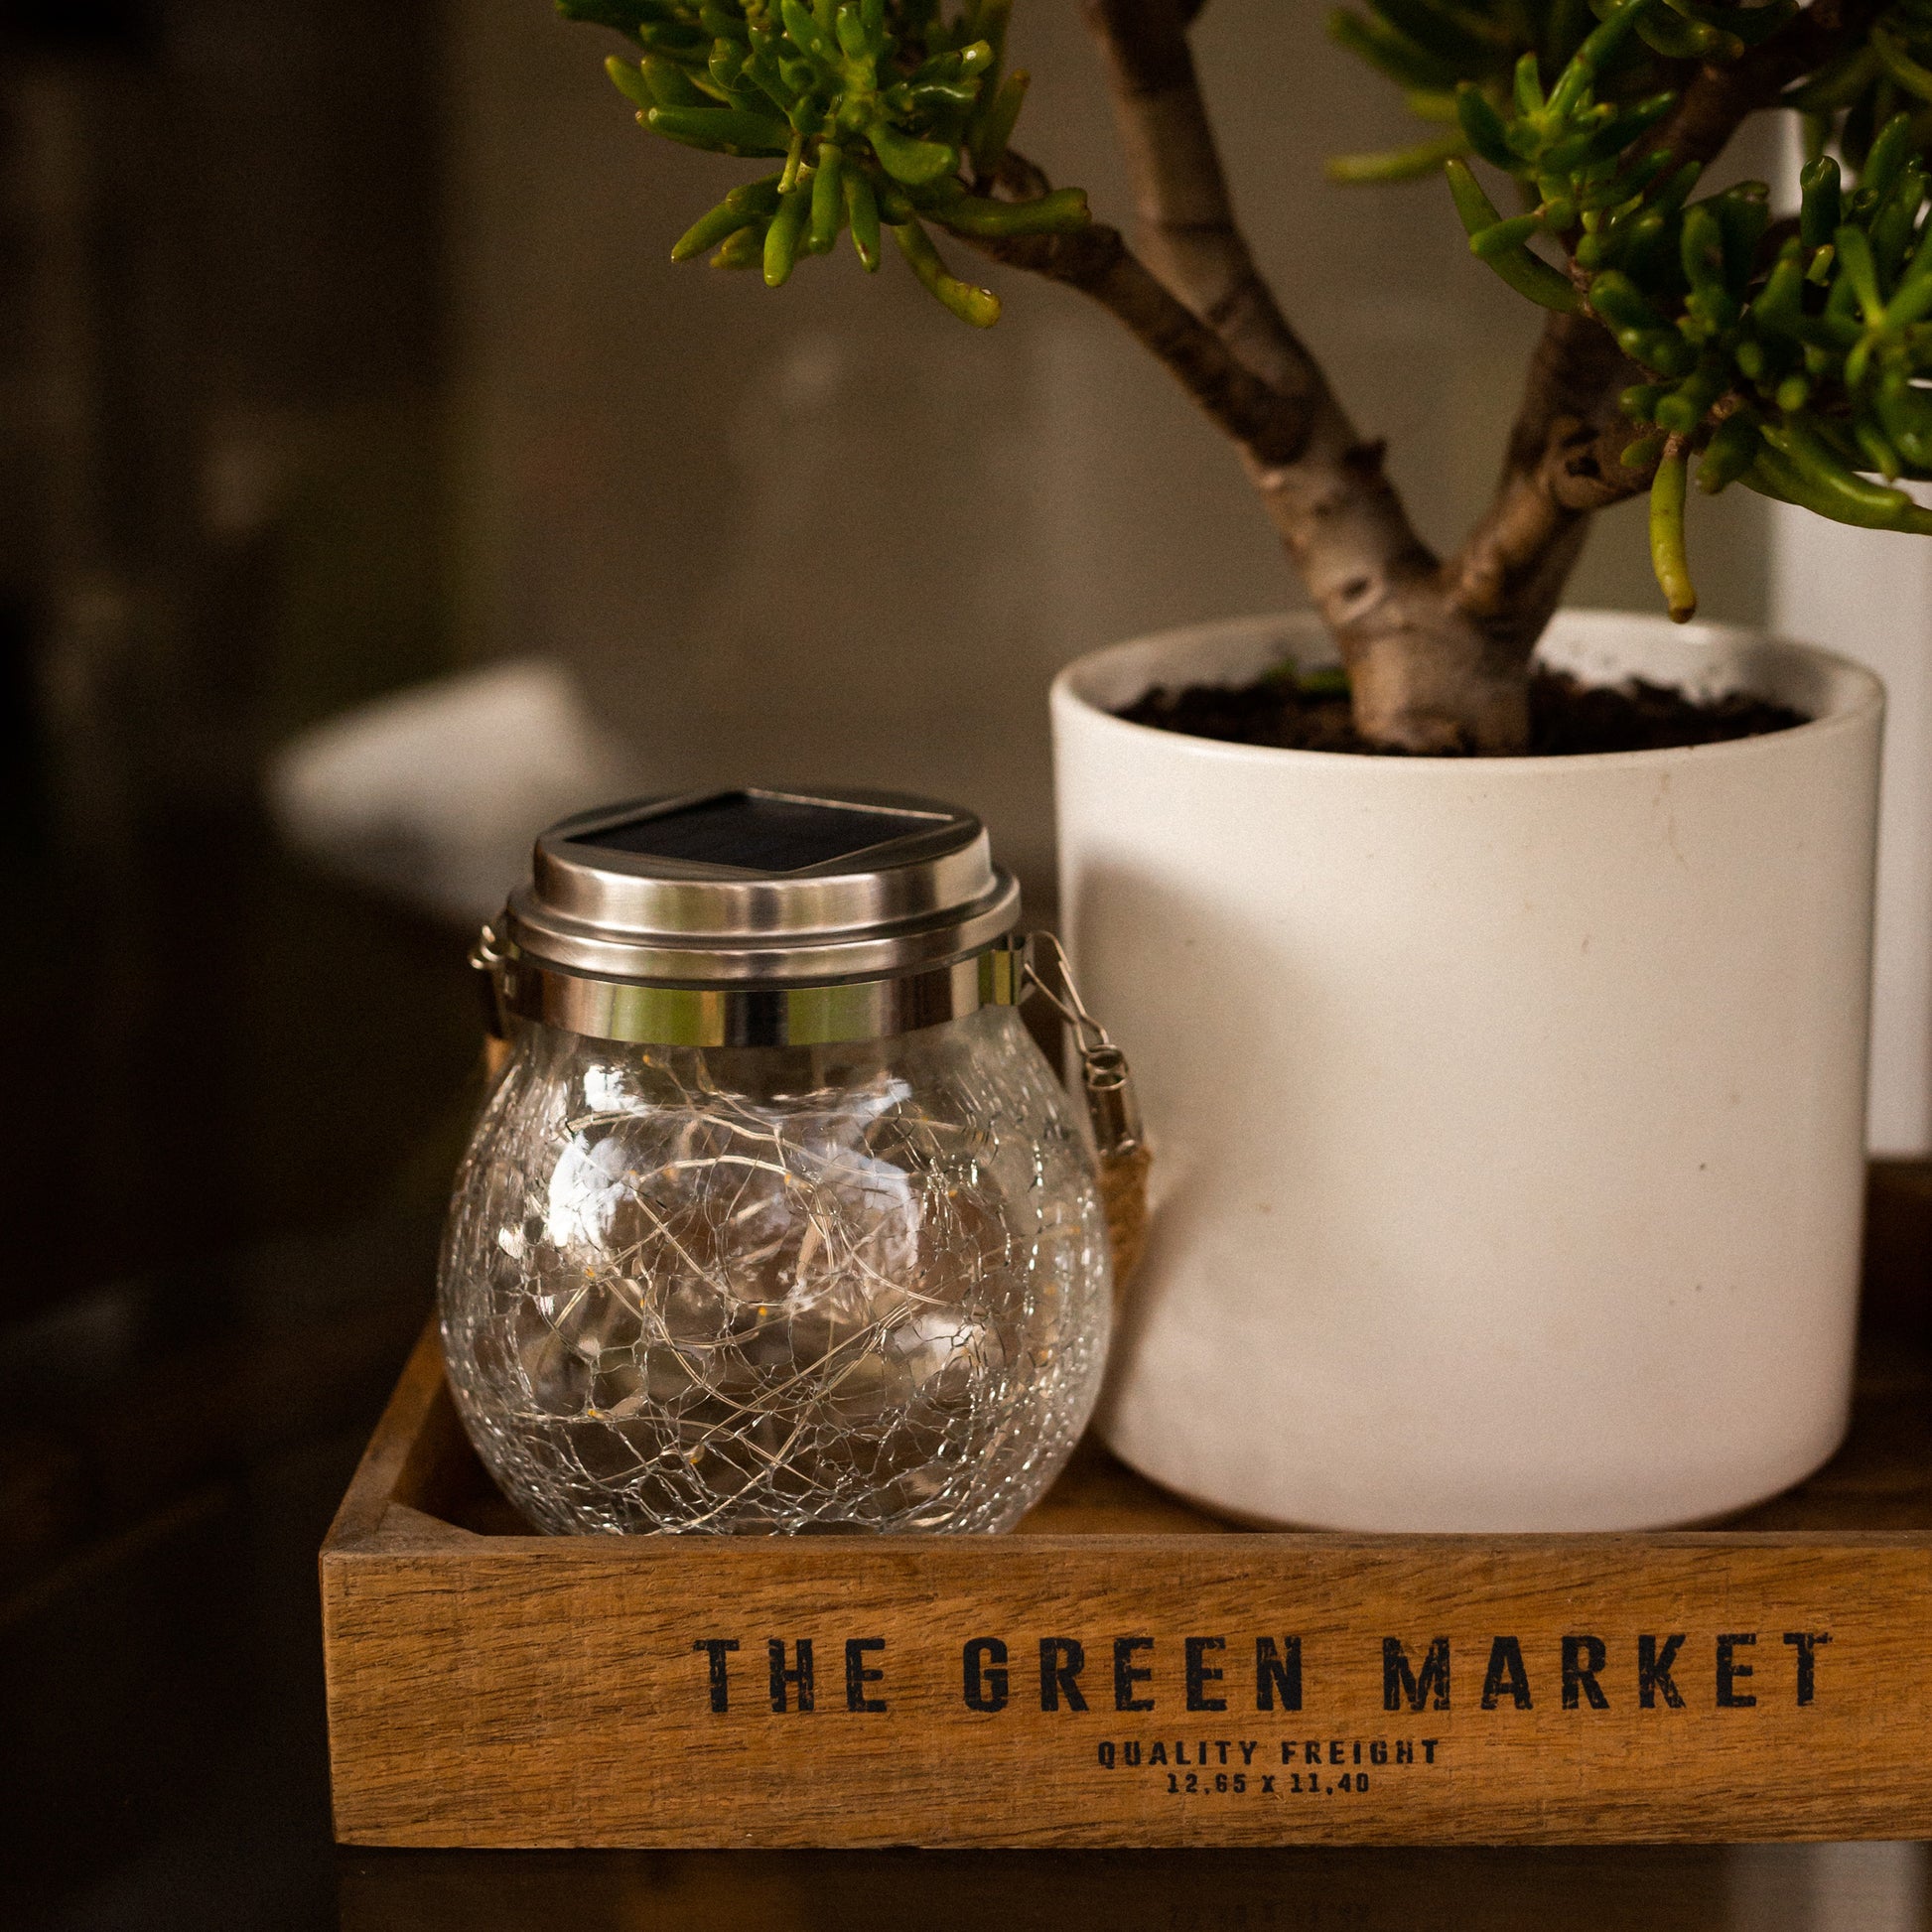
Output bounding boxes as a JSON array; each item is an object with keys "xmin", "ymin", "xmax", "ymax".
[
  {"xmin": 0, "ymin": 0, "xmax": 467, "ymax": 1315},
  {"xmin": 0, "ymin": 3, "xmax": 473, "ymax": 1923},
  {"xmin": 0, "ymin": 3, "xmax": 1826, "ymax": 1927}
]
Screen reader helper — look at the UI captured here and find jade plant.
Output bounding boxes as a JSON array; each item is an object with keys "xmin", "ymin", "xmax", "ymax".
[{"xmin": 562, "ymin": 0, "xmax": 1932, "ymax": 751}]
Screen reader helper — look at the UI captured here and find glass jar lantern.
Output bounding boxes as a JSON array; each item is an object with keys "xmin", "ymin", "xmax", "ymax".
[{"xmin": 441, "ymin": 787, "xmax": 1127, "ymax": 1535}]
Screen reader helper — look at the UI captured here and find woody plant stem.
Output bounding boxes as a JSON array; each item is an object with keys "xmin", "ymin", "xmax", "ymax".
[{"xmin": 956, "ymin": 0, "xmax": 1871, "ymax": 753}]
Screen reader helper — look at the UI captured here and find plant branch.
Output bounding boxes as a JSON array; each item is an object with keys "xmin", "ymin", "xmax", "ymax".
[
  {"xmin": 1449, "ymin": 0, "xmax": 1888, "ymax": 645},
  {"xmin": 1449, "ymin": 312, "xmax": 1644, "ymax": 649},
  {"xmin": 963, "ymin": 214, "xmax": 1311, "ymax": 464},
  {"xmin": 1057, "ymin": 1, "xmax": 1533, "ymax": 747},
  {"xmin": 1081, "ymin": 0, "xmax": 1308, "ymax": 390},
  {"xmin": 971, "ymin": 208, "xmax": 1532, "ymax": 747}
]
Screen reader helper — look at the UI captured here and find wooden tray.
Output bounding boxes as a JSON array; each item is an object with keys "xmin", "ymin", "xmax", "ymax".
[{"xmin": 324, "ymin": 1257, "xmax": 1932, "ymax": 1850}]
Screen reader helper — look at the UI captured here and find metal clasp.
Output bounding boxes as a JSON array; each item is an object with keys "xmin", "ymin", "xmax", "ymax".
[
  {"xmin": 1024, "ymin": 931, "xmax": 1145, "ymax": 1161},
  {"xmin": 470, "ymin": 923, "xmax": 512, "ymax": 1040}
]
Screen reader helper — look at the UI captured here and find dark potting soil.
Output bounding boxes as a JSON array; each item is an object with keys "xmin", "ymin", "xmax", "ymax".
[{"xmin": 1116, "ymin": 665, "xmax": 1808, "ymax": 757}]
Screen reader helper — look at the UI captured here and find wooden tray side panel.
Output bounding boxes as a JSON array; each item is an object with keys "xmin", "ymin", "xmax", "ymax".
[{"xmin": 324, "ymin": 1535, "xmax": 1932, "ymax": 1848}]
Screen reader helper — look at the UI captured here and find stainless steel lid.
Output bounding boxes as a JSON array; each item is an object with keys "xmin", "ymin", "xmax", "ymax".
[
  {"xmin": 506, "ymin": 786, "xmax": 1019, "ymax": 985},
  {"xmin": 479, "ymin": 787, "xmax": 1025, "ymax": 1046}
]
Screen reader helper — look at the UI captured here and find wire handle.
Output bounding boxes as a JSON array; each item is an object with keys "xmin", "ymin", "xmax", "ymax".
[
  {"xmin": 1024, "ymin": 932, "xmax": 1145, "ymax": 1161},
  {"xmin": 470, "ymin": 924, "xmax": 511, "ymax": 1040},
  {"xmin": 1022, "ymin": 932, "xmax": 1150, "ymax": 1297}
]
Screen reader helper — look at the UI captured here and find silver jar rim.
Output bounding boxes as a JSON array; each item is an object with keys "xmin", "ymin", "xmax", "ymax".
[{"xmin": 477, "ymin": 929, "xmax": 1028, "ymax": 1049}]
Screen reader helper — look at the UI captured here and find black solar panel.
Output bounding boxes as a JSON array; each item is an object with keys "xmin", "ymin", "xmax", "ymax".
[{"xmin": 569, "ymin": 791, "xmax": 941, "ymax": 873}]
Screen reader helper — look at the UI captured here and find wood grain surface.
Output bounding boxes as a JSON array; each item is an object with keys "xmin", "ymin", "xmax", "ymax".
[{"xmin": 323, "ymin": 1314, "xmax": 1932, "ymax": 1848}]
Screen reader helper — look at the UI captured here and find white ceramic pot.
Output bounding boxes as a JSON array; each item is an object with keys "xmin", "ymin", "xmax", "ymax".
[{"xmin": 1052, "ymin": 610, "xmax": 1883, "ymax": 1532}]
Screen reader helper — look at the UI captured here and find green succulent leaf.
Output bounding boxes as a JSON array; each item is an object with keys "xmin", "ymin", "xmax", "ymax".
[
  {"xmin": 1648, "ymin": 441, "xmax": 1695, "ymax": 621},
  {"xmin": 559, "ymin": 0, "xmax": 660, "ymax": 36},
  {"xmin": 566, "ymin": 0, "xmax": 1079, "ymax": 325},
  {"xmin": 893, "ymin": 215, "xmax": 1000, "ymax": 324},
  {"xmin": 647, "ymin": 103, "xmax": 794, "ymax": 154},
  {"xmin": 868, "ymin": 118, "xmax": 957, "ymax": 184},
  {"xmin": 1327, "ymin": 131, "xmax": 1471, "ymax": 182},
  {"xmin": 1328, "ymin": 8, "xmax": 1470, "ymax": 91},
  {"xmin": 930, "ymin": 185, "xmax": 1090, "ymax": 235}
]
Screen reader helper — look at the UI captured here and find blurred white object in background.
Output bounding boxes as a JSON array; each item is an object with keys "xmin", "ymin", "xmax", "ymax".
[
  {"xmin": 1771, "ymin": 118, "xmax": 1932, "ymax": 1158},
  {"xmin": 1772, "ymin": 504, "xmax": 1932, "ymax": 1157},
  {"xmin": 267, "ymin": 659, "xmax": 635, "ymax": 925}
]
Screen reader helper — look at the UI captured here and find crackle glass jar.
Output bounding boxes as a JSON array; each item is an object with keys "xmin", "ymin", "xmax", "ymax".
[{"xmin": 441, "ymin": 787, "xmax": 1114, "ymax": 1534}]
